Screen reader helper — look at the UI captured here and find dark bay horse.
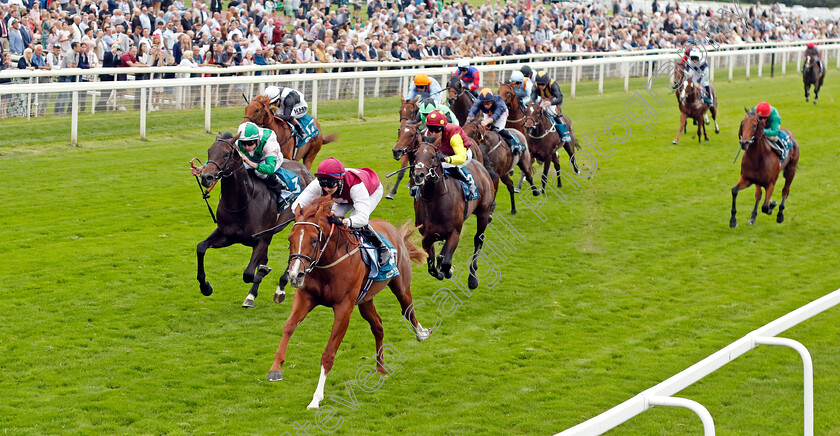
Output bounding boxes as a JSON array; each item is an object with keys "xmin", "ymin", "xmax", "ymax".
[
  {"xmin": 730, "ymin": 109, "xmax": 799, "ymax": 228},
  {"xmin": 412, "ymin": 142, "xmax": 496, "ymax": 290},
  {"xmin": 673, "ymin": 78, "xmax": 719, "ymax": 144},
  {"xmin": 497, "ymin": 82, "xmax": 539, "ymax": 195},
  {"xmin": 447, "ymin": 75, "xmax": 473, "ymax": 126},
  {"xmin": 386, "ymin": 98, "xmax": 422, "ymax": 200},
  {"xmin": 803, "ymin": 53, "xmax": 826, "ymax": 104},
  {"xmin": 523, "ymin": 103, "xmax": 581, "ymax": 191},
  {"xmin": 244, "ymin": 95, "xmax": 338, "ymax": 170},
  {"xmin": 194, "ymin": 132, "xmax": 314, "ymax": 307},
  {"xmin": 267, "ymin": 196, "xmax": 432, "ymax": 409},
  {"xmin": 462, "ymin": 118, "xmax": 538, "ymax": 214}
]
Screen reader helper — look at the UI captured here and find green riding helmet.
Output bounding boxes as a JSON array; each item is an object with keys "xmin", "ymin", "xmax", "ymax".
[
  {"xmin": 418, "ymin": 98, "xmax": 439, "ymax": 115},
  {"xmin": 238, "ymin": 122, "xmax": 261, "ymax": 146}
]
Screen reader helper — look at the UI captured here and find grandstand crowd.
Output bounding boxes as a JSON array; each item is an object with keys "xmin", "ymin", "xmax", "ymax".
[{"xmin": 0, "ymin": 0, "xmax": 838, "ymax": 79}]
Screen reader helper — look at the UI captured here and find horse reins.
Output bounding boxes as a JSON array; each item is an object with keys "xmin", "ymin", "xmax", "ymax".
[
  {"xmin": 525, "ymin": 108, "xmax": 557, "ymax": 139},
  {"xmin": 289, "ymin": 220, "xmax": 362, "ymax": 273}
]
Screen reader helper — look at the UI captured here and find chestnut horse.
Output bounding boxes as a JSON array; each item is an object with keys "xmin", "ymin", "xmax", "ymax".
[
  {"xmin": 522, "ymin": 102, "xmax": 581, "ymax": 191},
  {"xmin": 267, "ymin": 196, "xmax": 432, "ymax": 409},
  {"xmin": 194, "ymin": 132, "xmax": 314, "ymax": 307},
  {"xmin": 803, "ymin": 53, "xmax": 826, "ymax": 104},
  {"xmin": 243, "ymin": 95, "xmax": 338, "ymax": 170},
  {"xmin": 412, "ymin": 142, "xmax": 496, "ymax": 289},
  {"xmin": 462, "ymin": 118, "xmax": 538, "ymax": 214},
  {"xmin": 672, "ymin": 78, "xmax": 719, "ymax": 144},
  {"xmin": 730, "ymin": 109, "xmax": 799, "ymax": 228},
  {"xmin": 447, "ymin": 75, "xmax": 473, "ymax": 126},
  {"xmin": 386, "ymin": 98, "xmax": 422, "ymax": 200},
  {"xmin": 497, "ymin": 82, "xmax": 539, "ymax": 194}
]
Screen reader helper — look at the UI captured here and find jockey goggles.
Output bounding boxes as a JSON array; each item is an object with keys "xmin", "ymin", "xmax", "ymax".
[
  {"xmin": 426, "ymin": 124, "xmax": 444, "ymax": 133},
  {"xmin": 318, "ymin": 177, "xmax": 341, "ymax": 188}
]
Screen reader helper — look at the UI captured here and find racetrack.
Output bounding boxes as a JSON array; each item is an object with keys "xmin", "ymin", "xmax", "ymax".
[{"xmin": 1, "ymin": 70, "xmax": 839, "ymax": 435}]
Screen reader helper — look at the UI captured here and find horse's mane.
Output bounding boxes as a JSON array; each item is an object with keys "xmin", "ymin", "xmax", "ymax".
[
  {"xmin": 298, "ymin": 195, "xmax": 333, "ymax": 221},
  {"xmin": 253, "ymin": 95, "xmax": 271, "ymax": 104},
  {"xmin": 220, "ymin": 131, "xmax": 236, "ymax": 140}
]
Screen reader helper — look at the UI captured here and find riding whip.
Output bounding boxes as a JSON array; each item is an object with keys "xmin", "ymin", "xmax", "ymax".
[
  {"xmin": 385, "ymin": 165, "xmax": 413, "ymax": 178},
  {"xmin": 732, "ymin": 148, "xmax": 742, "ymax": 164},
  {"xmin": 252, "ymin": 217, "xmax": 294, "ymax": 239}
]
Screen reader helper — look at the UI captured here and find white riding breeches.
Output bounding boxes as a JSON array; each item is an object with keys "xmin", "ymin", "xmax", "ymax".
[
  {"xmin": 332, "ymin": 184, "xmax": 384, "ymax": 224},
  {"xmin": 482, "ymin": 110, "xmax": 509, "ymax": 131}
]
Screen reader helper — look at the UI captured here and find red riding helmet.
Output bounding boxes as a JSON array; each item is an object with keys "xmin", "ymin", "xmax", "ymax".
[
  {"xmin": 756, "ymin": 102, "xmax": 771, "ymax": 117},
  {"xmin": 807, "ymin": 42, "xmax": 816, "ymax": 49},
  {"xmin": 426, "ymin": 110, "xmax": 448, "ymax": 127},
  {"xmin": 315, "ymin": 157, "xmax": 346, "ymax": 179}
]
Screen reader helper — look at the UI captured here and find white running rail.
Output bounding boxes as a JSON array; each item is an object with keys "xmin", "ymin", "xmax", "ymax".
[{"xmin": 556, "ymin": 287, "xmax": 840, "ymax": 436}]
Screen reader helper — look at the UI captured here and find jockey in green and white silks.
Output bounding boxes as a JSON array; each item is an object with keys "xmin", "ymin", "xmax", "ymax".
[
  {"xmin": 237, "ymin": 121, "xmax": 288, "ymax": 196},
  {"xmin": 417, "ymin": 98, "xmax": 459, "ymax": 129}
]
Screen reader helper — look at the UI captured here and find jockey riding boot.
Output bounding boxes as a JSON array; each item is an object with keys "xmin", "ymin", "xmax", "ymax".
[
  {"xmin": 703, "ymin": 86, "xmax": 713, "ymax": 106},
  {"xmin": 263, "ymin": 173, "xmax": 287, "ymax": 197},
  {"xmin": 497, "ymin": 128, "xmax": 521, "ymax": 155},
  {"xmin": 553, "ymin": 114, "xmax": 571, "ymax": 142},
  {"xmin": 291, "ymin": 119, "xmax": 305, "ymax": 138},
  {"xmin": 358, "ymin": 224, "xmax": 391, "ymax": 267},
  {"xmin": 453, "ymin": 166, "xmax": 478, "ymax": 200}
]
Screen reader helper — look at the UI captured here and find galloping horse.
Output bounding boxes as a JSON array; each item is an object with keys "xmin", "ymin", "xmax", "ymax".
[
  {"xmin": 462, "ymin": 118, "xmax": 538, "ymax": 214},
  {"xmin": 447, "ymin": 75, "xmax": 473, "ymax": 126},
  {"xmin": 386, "ymin": 98, "xmax": 422, "ymax": 200},
  {"xmin": 803, "ymin": 53, "xmax": 826, "ymax": 104},
  {"xmin": 673, "ymin": 78, "xmax": 719, "ymax": 144},
  {"xmin": 730, "ymin": 109, "xmax": 799, "ymax": 228},
  {"xmin": 523, "ymin": 103, "xmax": 581, "ymax": 191},
  {"xmin": 412, "ymin": 142, "xmax": 496, "ymax": 289},
  {"xmin": 244, "ymin": 95, "xmax": 338, "ymax": 170},
  {"xmin": 267, "ymin": 196, "xmax": 432, "ymax": 409},
  {"xmin": 194, "ymin": 132, "xmax": 314, "ymax": 307},
  {"xmin": 497, "ymin": 82, "xmax": 539, "ymax": 194}
]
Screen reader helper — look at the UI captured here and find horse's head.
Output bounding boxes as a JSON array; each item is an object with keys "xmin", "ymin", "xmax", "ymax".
[
  {"xmin": 412, "ymin": 142, "xmax": 443, "ymax": 188},
  {"xmin": 738, "ymin": 108, "xmax": 764, "ymax": 150},
  {"xmin": 523, "ymin": 103, "xmax": 548, "ymax": 133},
  {"xmin": 447, "ymin": 76, "xmax": 463, "ymax": 105},
  {"xmin": 498, "ymin": 82, "xmax": 519, "ymax": 111},
  {"xmin": 462, "ymin": 118, "xmax": 486, "ymax": 144},
  {"xmin": 244, "ymin": 95, "xmax": 274, "ymax": 126},
  {"xmin": 399, "ymin": 98, "xmax": 420, "ymax": 127},
  {"xmin": 394, "ymin": 123, "xmax": 423, "ymax": 160},
  {"xmin": 288, "ymin": 195, "xmax": 334, "ymax": 288},
  {"xmin": 198, "ymin": 132, "xmax": 242, "ymax": 188}
]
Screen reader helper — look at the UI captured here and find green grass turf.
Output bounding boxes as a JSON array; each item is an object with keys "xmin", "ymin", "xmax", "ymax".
[{"xmin": 1, "ymin": 68, "xmax": 839, "ymax": 435}]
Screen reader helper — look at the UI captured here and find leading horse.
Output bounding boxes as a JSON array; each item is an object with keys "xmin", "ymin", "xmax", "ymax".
[
  {"xmin": 244, "ymin": 95, "xmax": 338, "ymax": 170},
  {"xmin": 386, "ymin": 98, "xmax": 422, "ymax": 200},
  {"xmin": 267, "ymin": 196, "xmax": 432, "ymax": 409},
  {"xmin": 730, "ymin": 109, "xmax": 799, "ymax": 227},
  {"xmin": 194, "ymin": 132, "xmax": 314, "ymax": 307},
  {"xmin": 497, "ymin": 82, "xmax": 539, "ymax": 195},
  {"xmin": 673, "ymin": 78, "xmax": 719, "ymax": 144},
  {"xmin": 412, "ymin": 141, "xmax": 496, "ymax": 289},
  {"xmin": 803, "ymin": 53, "xmax": 826, "ymax": 104}
]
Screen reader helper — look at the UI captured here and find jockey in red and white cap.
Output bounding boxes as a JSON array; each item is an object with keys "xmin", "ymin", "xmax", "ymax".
[
  {"xmin": 803, "ymin": 42, "xmax": 823, "ymax": 73},
  {"xmin": 291, "ymin": 157, "xmax": 390, "ymax": 266}
]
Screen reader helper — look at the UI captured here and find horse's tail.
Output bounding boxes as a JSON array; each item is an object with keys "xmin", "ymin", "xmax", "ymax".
[
  {"xmin": 399, "ymin": 222, "xmax": 428, "ymax": 264},
  {"xmin": 322, "ymin": 132, "xmax": 339, "ymax": 144}
]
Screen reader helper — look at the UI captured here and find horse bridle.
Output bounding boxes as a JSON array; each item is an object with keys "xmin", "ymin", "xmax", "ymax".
[
  {"xmin": 399, "ymin": 105, "xmax": 419, "ymax": 124},
  {"xmin": 448, "ymin": 81, "xmax": 466, "ymax": 105},
  {"xmin": 288, "ymin": 221, "xmax": 334, "ymax": 274},
  {"xmin": 412, "ymin": 142, "xmax": 443, "ymax": 189},
  {"xmin": 394, "ymin": 124, "xmax": 422, "ymax": 158},
  {"xmin": 499, "ymin": 84, "xmax": 525, "ymax": 123},
  {"xmin": 204, "ymin": 137, "xmax": 240, "ymax": 182},
  {"xmin": 523, "ymin": 105, "xmax": 556, "ymax": 139}
]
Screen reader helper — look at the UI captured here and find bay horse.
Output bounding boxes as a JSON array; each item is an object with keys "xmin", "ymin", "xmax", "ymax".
[
  {"xmin": 412, "ymin": 142, "xmax": 496, "ymax": 289},
  {"xmin": 497, "ymin": 82, "xmax": 539, "ymax": 195},
  {"xmin": 462, "ymin": 118, "xmax": 538, "ymax": 214},
  {"xmin": 522, "ymin": 102, "xmax": 581, "ymax": 191},
  {"xmin": 447, "ymin": 75, "xmax": 473, "ymax": 126},
  {"xmin": 803, "ymin": 53, "xmax": 826, "ymax": 104},
  {"xmin": 243, "ymin": 95, "xmax": 338, "ymax": 170},
  {"xmin": 267, "ymin": 196, "xmax": 432, "ymax": 410},
  {"xmin": 730, "ymin": 109, "xmax": 799, "ymax": 228},
  {"xmin": 672, "ymin": 78, "xmax": 720, "ymax": 144},
  {"xmin": 195, "ymin": 132, "xmax": 314, "ymax": 307},
  {"xmin": 386, "ymin": 98, "xmax": 422, "ymax": 200}
]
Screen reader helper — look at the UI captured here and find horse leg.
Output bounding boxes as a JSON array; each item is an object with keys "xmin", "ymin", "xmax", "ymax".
[
  {"xmin": 242, "ymin": 239, "xmax": 271, "ymax": 308},
  {"xmin": 552, "ymin": 149, "xmax": 563, "ymax": 188},
  {"xmin": 196, "ymin": 230, "xmax": 233, "ymax": 296},
  {"xmin": 701, "ymin": 116, "xmax": 709, "ymax": 142},
  {"xmin": 814, "ymin": 82, "xmax": 820, "ymax": 104},
  {"xmin": 565, "ymin": 143, "xmax": 580, "ymax": 175},
  {"xmin": 730, "ymin": 177, "xmax": 751, "ymax": 228},
  {"xmin": 777, "ymin": 162, "xmax": 797, "ymax": 223},
  {"xmin": 502, "ymin": 173, "xmax": 517, "ymax": 214},
  {"xmin": 268, "ymin": 289, "xmax": 316, "ymax": 382},
  {"xmin": 711, "ymin": 106, "xmax": 720, "ymax": 134},
  {"xmin": 274, "ymin": 270, "xmax": 290, "ymax": 303},
  {"xmin": 468, "ymin": 212, "xmax": 491, "ymax": 290},
  {"xmin": 438, "ymin": 229, "xmax": 462, "ymax": 280},
  {"xmin": 423, "ymin": 234, "xmax": 441, "ymax": 279},
  {"xmin": 761, "ymin": 181, "xmax": 777, "ymax": 215},
  {"xmin": 747, "ymin": 185, "xmax": 762, "ymax": 225},
  {"xmin": 518, "ymin": 152, "xmax": 540, "ymax": 196},
  {"xmin": 804, "ymin": 82, "xmax": 810, "ymax": 102},
  {"xmin": 386, "ymin": 155, "xmax": 410, "ymax": 200},
  {"xmin": 308, "ymin": 299, "xmax": 354, "ymax": 409},
  {"xmin": 358, "ymin": 300, "xmax": 386, "ymax": 373},
  {"xmin": 388, "ymin": 279, "xmax": 431, "ymax": 341},
  {"xmin": 673, "ymin": 113, "xmax": 688, "ymax": 144}
]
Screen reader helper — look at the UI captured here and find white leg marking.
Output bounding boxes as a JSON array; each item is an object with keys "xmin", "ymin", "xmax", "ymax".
[{"xmin": 307, "ymin": 365, "xmax": 327, "ymax": 409}]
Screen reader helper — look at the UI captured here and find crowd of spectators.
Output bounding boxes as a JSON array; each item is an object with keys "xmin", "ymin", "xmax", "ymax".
[{"xmin": 1, "ymin": 0, "xmax": 838, "ymax": 78}]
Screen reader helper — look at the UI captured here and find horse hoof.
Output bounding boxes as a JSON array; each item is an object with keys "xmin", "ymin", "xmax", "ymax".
[
  {"xmin": 267, "ymin": 370, "xmax": 283, "ymax": 382},
  {"xmin": 672, "ymin": 140, "xmax": 678, "ymax": 145},
  {"xmin": 415, "ymin": 327, "xmax": 432, "ymax": 342},
  {"xmin": 274, "ymin": 289, "xmax": 286, "ymax": 304},
  {"xmin": 200, "ymin": 282, "xmax": 213, "ymax": 296},
  {"xmin": 749, "ymin": 218, "xmax": 756, "ymax": 225},
  {"xmin": 385, "ymin": 193, "xmax": 394, "ymax": 200},
  {"xmin": 510, "ymin": 209, "xmax": 517, "ymax": 215},
  {"xmin": 257, "ymin": 265, "xmax": 272, "ymax": 276},
  {"xmin": 730, "ymin": 220, "xmax": 737, "ymax": 228},
  {"xmin": 242, "ymin": 297, "xmax": 255, "ymax": 308},
  {"xmin": 777, "ymin": 213, "xmax": 785, "ymax": 223},
  {"xmin": 468, "ymin": 275, "xmax": 479, "ymax": 290},
  {"xmin": 513, "ymin": 188, "xmax": 520, "ymax": 193},
  {"xmin": 813, "ymin": 100, "xmax": 817, "ymax": 105},
  {"xmin": 715, "ymin": 127, "xmax": 720, "ymax": 134},
  {"xmin": 435, "ymin": 272, "xmax": 445, "ymax": 280}
]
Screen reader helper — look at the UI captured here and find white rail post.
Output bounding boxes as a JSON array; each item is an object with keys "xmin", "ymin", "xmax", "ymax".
[
  {"xmin": 571, "ymin": 64, "xmax": 577, "ymax": 98},
  {"xmin": 755, "ymin": 336, "xmax": 814, "ymax": 436},
  {"xmin": 647, "ymin": 60, "xmax": 653, "ymax": 83},
  {"xmin": 782, "ymin": 50, "xmax": 787, "ymax": 75},
  {"xmin": 26, "ymin": 92, "xmax": 31, "ymax": 120},
  {"xmin": 729, "ymin": 52, "xmax": 735, "ymax": 81},
  {"xmin": 836, "ymin": 48, "xmax": 839, "ymax": 68},
  {"xmin": 358, "ymin": 77, "xmax": 365, "ymax": 119},
  {"xmin": 140, "ymin": 87, "xmax": 147, "ymax": 140},
  {"xmin": 90, "ymin": 91, "xmax": 95, "ymax": 115},
  {"xmin": 624, "ymin": 62, "xmax": 630, "ymax": 93},
  {"xmin": 758, "ymin": 53, "xmax": 764, "ymax": 78},
  {"xmin": 70, "ymin": 91, "xmax": 79, "ymax": 146},
  {"xmin": 648, "ymin": 396, "xmax": 715, "ymax": 435},
  {"xmin": 746, "ymin": 54, "xmax": 751, "ymax": 79},
  {"xmin": 598, "ymin": 63, "xmax": 604, "ymax": 96},
  {"xmin": 204, "ymin": 85, "xmax": 212, "ymax": 133},
  {"xmin": 374, "ymin": 76, "xmax": 380, "ymax": 98},
  {"xmin": 709, "ymin": 55, "xmax": 715, "ymax": 82},
  {"xmin": 312, "ymin": 79, "xmax": 319, "ymax": 118},
  {"xmin": 796, "ymin": 53, "xmax": 801, "ymax": 73}
]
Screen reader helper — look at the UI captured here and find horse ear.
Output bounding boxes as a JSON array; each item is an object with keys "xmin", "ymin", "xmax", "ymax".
[
  {"xmin": 233, "ymin": 131, "xmax": 242, "ymax": 141},
  {"xmin": 401, "ymin": 97, "xmax": 406, "ymax": 104},
  {"xmin": 410, "ymin": 96, "xmax": 419, "ymax": 103},
  {"xmin": 744, "ymin": 107, "xmax": 749, "ymax": 113}
]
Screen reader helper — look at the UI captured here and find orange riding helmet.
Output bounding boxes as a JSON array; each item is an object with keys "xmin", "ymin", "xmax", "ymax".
[{"xmin": 414, "ymin": 73, "xmax": 432, "ymax": 86}]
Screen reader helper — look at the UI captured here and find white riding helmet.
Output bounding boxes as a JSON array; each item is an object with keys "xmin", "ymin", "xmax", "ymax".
[
  {"xmin": 457, "ymin": 60, "xmax": 470, "ymax": 68},
  {"xmin": 688, "ymin": 49, "xmax": 701, "ymax": 61},
  {"xmin": 263, "ymin": 85, "xmax": 282, "ymax": 104},
  {"xmin": 510, "ymin": 71, "xmax": 525, "ymax": 83}
]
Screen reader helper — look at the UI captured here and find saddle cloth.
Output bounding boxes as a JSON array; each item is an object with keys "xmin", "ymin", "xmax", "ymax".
[
  {"xmin": 769, "ymin": 131, "xmax": 797, "ymax": 164},
  {"xmin": 274, "ymin": 166, "xmax": 304, "ymax": 210},
  {"xmin": 293, "ymin": 114, "xmax": 319, "ymax": 148},
  {"xmin": 356, "ymin": 231, "xmax": 400, "ymax": 304}
]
